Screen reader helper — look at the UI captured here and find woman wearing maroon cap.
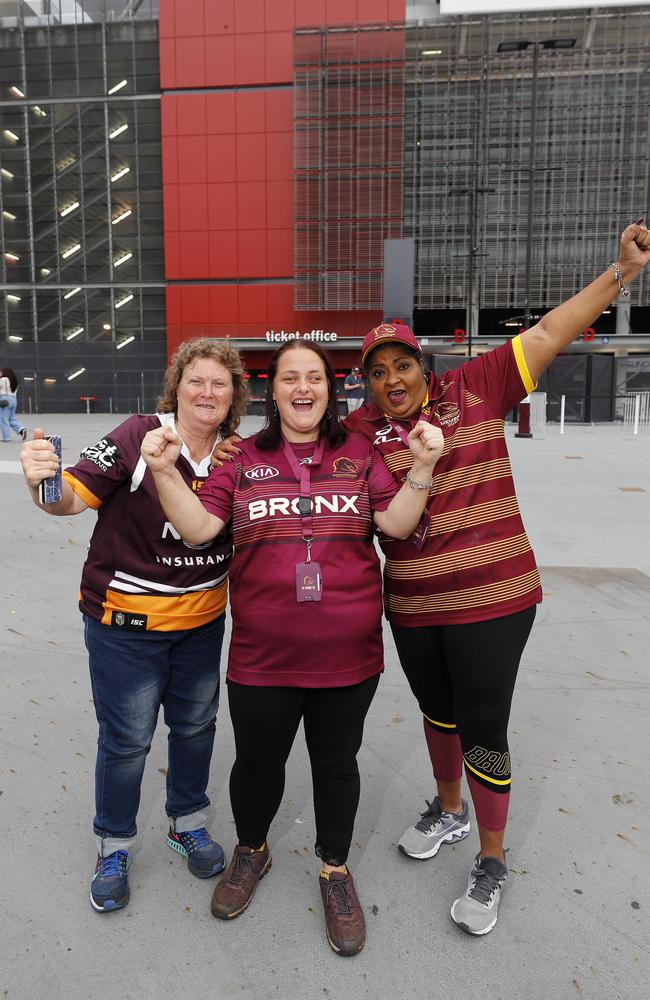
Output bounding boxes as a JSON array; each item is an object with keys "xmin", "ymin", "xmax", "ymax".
[
  {"xmin": 141, "ymin": 339, "xmax": 444, "ymax": 957},
  {"xmin": 342, "ymin": 222, "xmax": 650, "ymax": 935}
]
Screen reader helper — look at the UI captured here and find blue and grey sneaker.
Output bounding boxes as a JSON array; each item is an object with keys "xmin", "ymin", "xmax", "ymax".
[
  {"xmin": 90, "ymin": 850, "xmax": 131, "ymax": 912},
  {"xmin": 451, "ymin": 853, "xmax": 508, "ymax": 935},
  {"xmin": 167, "ymin": 827, "xmax": 226, "ymax": 879},
  {"xmin": 398, "ymin": 796, "xmax": 470, "ymax": 859}
]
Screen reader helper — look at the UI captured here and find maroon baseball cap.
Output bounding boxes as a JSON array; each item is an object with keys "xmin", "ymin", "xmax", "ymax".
[{"xmin": 360, "ymin": 322, "xmax": 422, "ymax": 364}]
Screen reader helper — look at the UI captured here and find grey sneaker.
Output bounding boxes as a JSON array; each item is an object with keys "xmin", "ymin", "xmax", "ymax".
[
  {"xmin": 398, "ymin": 796, "xmax": 470, "ymax": 859},
  {"xmin": 450, "ymin": 853, "xmax": 508, "ymax": 935}
]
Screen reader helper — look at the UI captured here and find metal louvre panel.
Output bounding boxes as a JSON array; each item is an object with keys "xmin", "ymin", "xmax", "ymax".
[{"xmin": 294, "ymin": 24, "xmax": 406, "ymax": 311}]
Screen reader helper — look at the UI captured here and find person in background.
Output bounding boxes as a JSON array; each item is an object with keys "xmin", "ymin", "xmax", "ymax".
[
  {"xmin": 20, "ymin": 338, "xmax": 247, "ymax": 913},
  {"xmin": 343, "ymin": 221, "xmax": 650, "ymax": 936},
  {"xmin": 0, "ymin": 365, "xmax": 27, "ymax": 442},
  {"xmin": 343, "ymin": 365, "xmax": 365, "ymax": 413},
  {"xmin": 140, "ymin": 340, "xmax": 444, "ymax": 957}
]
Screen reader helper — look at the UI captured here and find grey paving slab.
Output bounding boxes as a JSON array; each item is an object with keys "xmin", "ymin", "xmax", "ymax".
[{"xmin": 1, "ymin": 416, "xmax": 648, "ymax": 1000}]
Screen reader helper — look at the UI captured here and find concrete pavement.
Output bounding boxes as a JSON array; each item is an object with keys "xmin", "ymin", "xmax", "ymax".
[{"xmin": 1, "ymin": 414, "xmax": 648, "ymax": 1000}]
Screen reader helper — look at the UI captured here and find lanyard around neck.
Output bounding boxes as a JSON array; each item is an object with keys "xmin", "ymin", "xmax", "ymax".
[{"xmin": 281, "ymin": 436, "xmax": 325, "ymax": 556}]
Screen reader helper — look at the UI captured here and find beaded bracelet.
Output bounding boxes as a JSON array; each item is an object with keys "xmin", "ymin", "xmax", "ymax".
[
  {"xmin": 610, "ymin": 262, "xmax": 631, "ymax": 298},
  {"xmin": 406, "ymin": 471, "xmax": 433, "ymax": 491}
]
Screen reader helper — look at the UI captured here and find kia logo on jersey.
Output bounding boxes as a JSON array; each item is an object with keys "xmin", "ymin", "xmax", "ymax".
[{"xmin": 244, "ymin": 465, "xmax": 280, "ymax": 480}]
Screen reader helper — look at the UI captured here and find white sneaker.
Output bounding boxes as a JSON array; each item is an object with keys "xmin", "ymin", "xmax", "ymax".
[
  {"xmin": 398, "ymin": 796, "xmax": 470, "ymax": 859},
  {"xmin": 451, "ymin": 853, "xmax": 508, "ymax": 935}
]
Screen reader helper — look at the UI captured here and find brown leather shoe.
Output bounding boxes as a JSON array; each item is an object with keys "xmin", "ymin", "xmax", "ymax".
[
  {"xmin": 210, "ymin": 844, "xmax": 271, "ymax": 920},
  {"xmin": 319, "ymin": 869, "xmax": 366, "ymax": 956}
]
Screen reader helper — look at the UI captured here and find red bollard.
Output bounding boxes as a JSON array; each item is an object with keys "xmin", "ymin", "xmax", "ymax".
[{"xmin": 515, "ymin": 396, "xmax": 533, "ymax": 438}]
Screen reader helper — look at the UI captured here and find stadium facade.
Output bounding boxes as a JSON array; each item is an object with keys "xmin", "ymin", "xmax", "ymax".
[{"xmin": 0, "ymin": 0, "xmax": 649, "ymax": 419}]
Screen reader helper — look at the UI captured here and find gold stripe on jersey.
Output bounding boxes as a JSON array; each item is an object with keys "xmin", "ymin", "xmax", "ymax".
[
  {"xmin": 386, "ymin": 569, "xmax": 540, "ymax": 614},
  {"xmin": 100, "ymin": 580, "xmax": 228, "ymax": 631},
  {"xmin": 63, "ymin": 470, "xmax": 102, "ymax": 510},
  {"xmin": 423, "ymin": 494, "xmax": 521, "ymax": 537},
  {"xmin": 385, "ymin": 531, "xmax": 533, "ymax": 580},
  {"xmin": 381, "ymin": 418, "xmax": 507, "ymax": 477},
  {"xmin": 462, "ymin": 389, "xmax": 483, "ymax": 407},
  {"xmin": 431, "ymin": 458, "xmax": 512, "ymax": 497},
  {"xmin": 464, "ymin": 758, "xmax": 511, "ymax": 786},
  {"xmin": 512, "ymin": 334, "xmax": 537, "ymax": 394}
]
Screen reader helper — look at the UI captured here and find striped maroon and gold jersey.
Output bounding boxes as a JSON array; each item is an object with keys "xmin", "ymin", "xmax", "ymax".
[
  {"xmin": 345, "ymin": 336, "xmax": 542, "ymax": 627},
  {"xmin": 63, "ymin": 413, "xmax": 232, "ymax": 632},
  {"xmin": 198, "ymin": 433, "xmax": 398, "ymax": 688}
]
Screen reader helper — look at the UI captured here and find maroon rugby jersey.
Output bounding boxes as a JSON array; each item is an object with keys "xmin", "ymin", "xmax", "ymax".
[
  {"xmin": 199, "ymin": 432, "xmax": 398, "ymax": 687},
  {"xmin": 346, "ymin": 336, "xmax": 543, "ymax": 627},
  {"xmin": 62, "ymin": 413, "xmax": 232, "ymax": 631}
]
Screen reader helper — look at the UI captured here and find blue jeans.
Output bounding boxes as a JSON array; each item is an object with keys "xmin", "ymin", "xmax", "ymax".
[
  {"xmin": 0, "ymin": 393, "xmax": 24, "ymax": 440},
  {"xmin": 84, "ymin": 613, "xmax": 225, "ymax": 855}
]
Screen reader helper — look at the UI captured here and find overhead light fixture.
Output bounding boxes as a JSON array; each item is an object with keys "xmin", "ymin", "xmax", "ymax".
[
  {"xmin": 8, "ymin": 334, "xmax": 23, "ymax": 341},
  {"xmin": 422, "ymin": 49, "xmax": 443, "ymax": 56},
  {"xmin": 115, "ymin": 293, "xmax": 134, "ymax": 309},
  {"xmin": 33, "ymin": 105, "xmax": 47, "ymax": 118},
  {"xmin": 5, "ymin": 251, "xmax": 19, "ymax": 262},
  {"xmin": 114, "ymin": 251, "xmax": 133, "ymax": 267},
  {"xmin": 67, "ymin": 368, "xmax": 86, "ymax": 381},
  {"xmin": 112, "ymin": 209, "xmax": 132, "ymax": 225},
  {"xmin": 64, "ymin": 286, "xmax": 81, "ymax": 299},
  {"xmin": 497, "ymin": 40, "xmax": 532, "ymax": 53},
  {"xmin": 41, "ymin": 267, "xmax": 51, "ymax": 276},
  {"xmin": 1, "ymin": 167, "xmax": 14, "ymax": 179},
  {"xmin": 60, "ymin": 200, "xmax": 80, "ymax": 218},
  {"xmin": 7, "ymin": 293, "xmax": 21, "ymax": 302},
  {"xmin": 108, "ymin": 79, "xmax": 128, "ymax": 95},
  {"xmin": 44, "ymin": 378, "xmax": 57, "ymax": 384},
  {"xmin": 602, "ymin": 309, "xmax": 611, "ymax": 315},
  {"xmin": 56, "ymin": 153, "xmax": 76, "ymax": 172},
  {"xmin": 102, "ymin": 322, "xmax": 112, "ymax": 330},
  {"xmin": 504, "ymin": 321, "xmax": 522, "ymax": 327},
  {"xmin": 23, "ymin": 376, "xmax": 34, "ymax": 381},
  {"xmin": 4, "ymin": 129, "xmax": 20, "ymax": 142},
  {"xmin": 110, "ymin": 166, "xmax": 130, "ymax": 182},
  {"xmin": 2, "ymin": 210, "xmax": 16, "ymax": 221},
  {"xmin": 117, "ymin": 335, "xmax": 135, "ymax": 350},
  {"xmin": 66, "ymin": 326, "xmax": 84, "ymax": 341},
  {"xmin": 10, "ymin": 85, "xmax": 25, "ymax": 98},
  {"xmin": 543, "ymin": 38, "xmax": 576, "ymax": 49},
  {"xmin": 62, "ymin": 243, "xmax": 81, "ymax": 259},
  {"xmin": 109, "ymin": 123, "xmax": 128, "ymax": 140}
]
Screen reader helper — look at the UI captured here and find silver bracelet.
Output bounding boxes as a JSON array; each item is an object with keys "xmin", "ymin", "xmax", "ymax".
[
  {"xmin": 610, "ymin": 262, "xmax": 631, "ymax": 298},
  {"xmin": 406, "ymin": 470, "xmax": 433, "ymax": 491}
]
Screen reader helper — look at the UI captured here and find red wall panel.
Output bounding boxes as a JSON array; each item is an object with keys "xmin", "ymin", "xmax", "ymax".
[{"xmin": 159, "ymin": 0, "xmax": 394, "ymax": 348}]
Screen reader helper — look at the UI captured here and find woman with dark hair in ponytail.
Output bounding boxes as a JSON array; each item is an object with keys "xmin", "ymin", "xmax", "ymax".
[{"xmin": 140, "ymin": 338, "xmax": 444, "ymax": 957}]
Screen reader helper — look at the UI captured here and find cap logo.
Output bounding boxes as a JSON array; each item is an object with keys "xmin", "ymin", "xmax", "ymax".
[{"xmin": 375, "ymin": 323, "xmax": 396, "ymax": 339}]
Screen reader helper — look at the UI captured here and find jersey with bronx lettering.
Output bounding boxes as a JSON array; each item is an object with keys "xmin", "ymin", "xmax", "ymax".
[
  {"xmin": 345, "ymin": 336, "xmax": 543, "ymax": 626},
  {"xmin": 62, "ymin": 413, "xmax": 232, "ymax": 631},
  {"xmin": 198, "ymin": 432, "xmax": 398, "ymax": 687}
]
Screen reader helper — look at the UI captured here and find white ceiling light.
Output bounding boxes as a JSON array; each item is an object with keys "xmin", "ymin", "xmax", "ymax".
[
  {"xmin": 422, "ymin": 50, "xmax": 443, "ymax": 55},
  {"xmin": 109, "ymin": 123, "xmax": 128, "ymax": 140},
  {"xmin": 60, "ymin": 200, "xmax": 80, "ymax": 218},
  {"xmin": 33, "ymin": 106, "xmax": 47, "ymax": 118},
  {"xmin": 10, "ymin": 85, "xmax": 25, "ymax": 98},
  {"xmin": 115, "ymin": 293, "xmax": 134, "ymax": 309},
  {"xmin": 64, "ymin": 286, "xmax": 81, "ymax": 299},
  {"xmin": 112, "ymin": 209, "xmax": 132, "ymax": 225},
  {"xmin": 67, "ymin": 368, "xmax": 86, "ymax": 381},
  {"xmin": 114, "ymin": 251, "xmax": 133, "ymax": 267},
  {"xmin": 62, "ymin": 243, "xmax": 81, "ymax": 259},
  {"xmin": 41, "ymin": 267, "xmax": 51, "ymax": 276},
  {"xmin": 1, "ymin": 167, "xmax": 14, "ymax": 179},
  {"xmin": 117, "ymin": 335, "xmax": 135, "ymax": 350},
  {"xmin": 110, "ymin": 166, "xmax": 130, "ymax": 182},
  {"xmin": 102, "ymin": 322, "xmax": 112, "ymax": 330},
  {"xmin": 7, "ymin": 293, "xmax": 21, "ymax": 302},
  {"xmin": 2, "ymin": 210, "xmax": 16, "ymax": 221},
  {"xmin": 8, "ymin": 334, "xmax": 23, "ymax": 341},
  {"xmin": 66, "ymin": 326, "xmax": 84, "ymax": 341},
  {"xmin": 5, "ymin": 251, "xmax": 19, "ymax": 262},
  {"xmin": 4, "ymin": 129, "xmax": 20, "ymax": 142},
  {"xmin": 44, "ymin": 378, "xmax": 57, "ymax": 384},
  {"xmin": 108, "ymin": 79, "xmax": 128, "ymax": 95}
]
